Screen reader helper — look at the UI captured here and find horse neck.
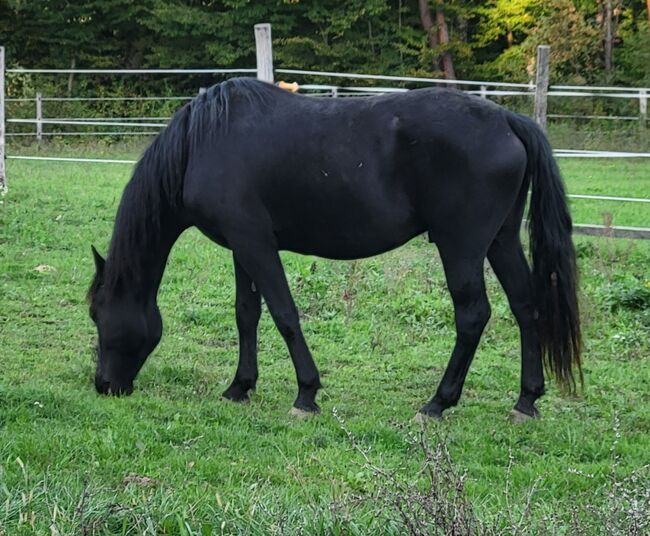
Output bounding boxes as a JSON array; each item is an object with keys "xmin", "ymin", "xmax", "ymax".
[
  {"xmin": 104, "ymin": 181, "xmax": 187, "ymax": 303},
  {"xmin": 124, "ymin": 219, "xmax": 182, "ymax": 302}
]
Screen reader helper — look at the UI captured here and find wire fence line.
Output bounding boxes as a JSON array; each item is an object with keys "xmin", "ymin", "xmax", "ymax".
[
  {"xmin": 6, "ymin": 65, "xmax": 650, "ymax": 92},
  {"xmin": 6, "ymin": 131, "xmax": 157, "ymax": 137},
  {"xmin": 7, "ymin": 155, "xmax": 138, "ymax": 164},
  {"xmin": 8, "ymin": 118, "xmax": 167, "ymax": 128},
  {"xmin": 5, "ymin": 153, "xmax": 650, "ymax": 201},
  {"xmin": 6, "ymin": 95, "xmax": 195, "ymax": 103},
  {"xmin": 3, "ymin": 87, "xmax": 647, "ymax": 100},
  {"xmin": 4, "ymin": 65, "xmax": 648, "ymax": 137},
  {"xmin": 6, "ymin": 68, "xmax": 257, "ymax": 75},
  {"xmin": 4, "ymin": 85, "xmax": 647, "ymax": 140},
  {"xmin": 2, "ymin": 64, "xmax": 648, "ymax": 226}
]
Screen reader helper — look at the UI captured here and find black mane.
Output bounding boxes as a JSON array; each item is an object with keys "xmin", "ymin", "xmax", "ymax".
[{"xmin": 89, "ymin": 78, "xmax": 275, "ymax": 300}]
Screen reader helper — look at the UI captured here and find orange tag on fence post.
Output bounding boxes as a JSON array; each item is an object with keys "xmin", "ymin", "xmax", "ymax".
[{"xmin": 277, "ymin": 81, "xmax": 299, "ymax": 93}]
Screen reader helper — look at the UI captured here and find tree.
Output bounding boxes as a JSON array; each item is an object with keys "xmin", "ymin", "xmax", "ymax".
[
  {"xmin": 0, "ymin": 0, "xmax": 648, "ymax": 95},
  {"xmin": 416, "ymin": 0, "xmax": 456, "ymax": 79},
  {"xmin": 418, "ymin": 0, "xmax": 441, "ymax": 73}
]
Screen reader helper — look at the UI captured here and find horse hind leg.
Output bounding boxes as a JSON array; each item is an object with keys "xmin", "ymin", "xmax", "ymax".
[
  {"xmin": 487, "ymin": 226, "xmax": 544, "ymax": 421},
  {"xmin": 419, "ymin": 247, "xmax": 491, "ymax": 419}
]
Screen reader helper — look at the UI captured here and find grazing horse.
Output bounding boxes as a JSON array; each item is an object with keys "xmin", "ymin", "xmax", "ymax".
[{"xmin": 88, "ymin": 78, "xmax": 581, "ymax": 420}]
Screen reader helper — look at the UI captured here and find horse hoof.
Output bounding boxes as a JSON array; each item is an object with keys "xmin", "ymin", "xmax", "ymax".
[
  {"xmin": 289, "ymin": 406, "xmax": 317, "ymax": 419},
  {"xmin": 509, "ymin": 409, "xmax": 537, "ymax": 424},
  {"xmin": 222, "ymin": 388, "xmax": 250, "ymax": 403},
  {"xmin": 222, "ymin": 394, "xmax": 250, "ymax": 404},
  {"xmin": 413, "ymin": 411, "xmax": 442, "ymax": 424},
  {"xmin": 222, "ymin": 383, "xmax": 254, "ymax": 403}
]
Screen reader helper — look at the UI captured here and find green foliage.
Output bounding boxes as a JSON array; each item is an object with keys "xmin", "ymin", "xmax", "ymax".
[
  {"xmin": 475, "ymin": 0, "xmax": 542, "ymax": 48},
  {"xmin": 599, "ymin": 274, "xmax": 650, "ymax": 313},
  {"xmin": 0, "ymin": 147, "xmax": 649, "ymax": 534},
  {"xmin": 1, "ymin": 0, "xmax": 649, "ymax": 91},
  {"xmin": 616, "ymin": 19, "xmax": 650, "ymax": 86}
]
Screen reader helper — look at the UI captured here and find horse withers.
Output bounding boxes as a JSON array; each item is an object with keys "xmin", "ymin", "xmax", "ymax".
[{"xmin": 88, "ymin": 78, "xmax": 581, "ymax": 421}]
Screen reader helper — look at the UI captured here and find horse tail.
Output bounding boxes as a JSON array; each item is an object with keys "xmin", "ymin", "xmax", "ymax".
[{"xmin": 506, "ymin": 112, "xmax": 582, "ymax": 392}]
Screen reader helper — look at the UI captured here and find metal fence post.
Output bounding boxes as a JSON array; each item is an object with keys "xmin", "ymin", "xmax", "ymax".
[
  {"xmin": 0, "ymin": 46, "xmax": 6, "ymax": 193},
  {"xmin": 480, "ymin": 85, "xmax": 487, "ymax": 99},
  {"xmin": 640, "ymin": 89, "xmax": 647, "ymax": 129},
  {"xmin": 254, "ymin": 23, "xmax": 274, "ymax": 83},
  {"xmin": 36, "ymin": 91, "xmax": 43, "ymax": 142},
  {"xmin": 534, "ymin": 45, "xmax": 550, "ymax": 132}
]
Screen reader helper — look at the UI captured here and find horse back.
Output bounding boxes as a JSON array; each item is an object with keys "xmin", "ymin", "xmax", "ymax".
[{"xmin": 184, "ymin": 84, "xmax": 527, "ymax": 258}]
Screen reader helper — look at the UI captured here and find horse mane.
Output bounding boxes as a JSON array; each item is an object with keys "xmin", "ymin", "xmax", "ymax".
[{"xmin": 88, "ymin": 78, "xmax": 276, "ymax": 301}]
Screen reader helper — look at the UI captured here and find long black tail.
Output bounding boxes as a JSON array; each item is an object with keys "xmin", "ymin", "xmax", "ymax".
[{"xmin": 507, "ymin": 112, "xmax": 582, "ymax": 392}]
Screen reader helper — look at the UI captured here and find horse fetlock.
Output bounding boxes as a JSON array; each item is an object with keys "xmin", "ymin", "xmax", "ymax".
[
  {"xmin": 292, "ymin": 398, "xmax": 320, "ymax": 414},
  {"xmin": 419, "ymin": 398, "xmax": 450, "ymax": 420},
  {"xmin": 222, "ymin": 381, "xmax": 253, "ymax": 403},
  {"xmin": 293, "ymin": 382, "xmax": 320, "ymax": 414},
  {"xmin": 513, "ymin": 397, "xmax": 541, "ymax": 420}
]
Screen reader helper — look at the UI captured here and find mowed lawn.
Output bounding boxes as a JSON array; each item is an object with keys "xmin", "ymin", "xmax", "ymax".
[{"xmin": 0, "ymin": 150, "xmax": 649, "ymax": 535}]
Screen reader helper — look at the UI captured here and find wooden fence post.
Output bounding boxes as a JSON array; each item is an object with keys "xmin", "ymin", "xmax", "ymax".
[
  {"xmin": 534, "ymin": 45, "xmax": 550, "ymax": 132},
  {"xmin": 480, "ymin": 85, "xmax": 487, "ymax": 99},
  {"xmin": 0, "ymin": 46, "xmax": 6, "ymax": 194},
  {"xmin": 36, "ymin": 91, "xmax": 43, "ymax": 143},
  {"xmin": 254, "ymin": 23, "xmax": 274, "ymax": 83},
  {"xmin": 640, "ymin": 89, "xmax": 647, "ymax": 129}
]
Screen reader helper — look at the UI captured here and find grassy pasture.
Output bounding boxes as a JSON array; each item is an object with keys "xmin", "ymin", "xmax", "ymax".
[{"xmin": 0, "ymin": 149, "xmax": 649, "ymax": 535}]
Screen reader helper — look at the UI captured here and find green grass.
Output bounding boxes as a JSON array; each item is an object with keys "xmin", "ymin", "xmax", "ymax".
[
  {"xmin": 561, "ymin": 158, "xmax": 650, "ymax": 228},
  {"xmin": 0, "ymin": 151, "xmax": 649, "ymax": 535}
]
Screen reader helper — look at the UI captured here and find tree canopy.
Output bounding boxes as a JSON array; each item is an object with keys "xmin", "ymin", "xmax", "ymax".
[{"xmin": 1, "ymin": 0, "xmax": 649, "ymax": 93}]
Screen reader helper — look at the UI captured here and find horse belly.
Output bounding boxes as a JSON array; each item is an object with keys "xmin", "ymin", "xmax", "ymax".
[{"xmin": 271, "ymin": 195, "xmax": 423, "ymax": 260}]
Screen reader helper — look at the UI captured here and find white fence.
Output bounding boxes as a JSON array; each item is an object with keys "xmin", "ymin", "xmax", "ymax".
[
  {"xmin": 4, "ymin": 82, "xmax": 649, "ymax": 141},
  {"xmin": 0, "ymin": 24, "xmax": 648, "ymax": 238}
]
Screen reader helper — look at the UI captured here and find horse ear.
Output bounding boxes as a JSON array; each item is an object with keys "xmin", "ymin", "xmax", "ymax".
[{"xmin": 91, "ymin": 245, "xmax": 105, "ymax": 275}]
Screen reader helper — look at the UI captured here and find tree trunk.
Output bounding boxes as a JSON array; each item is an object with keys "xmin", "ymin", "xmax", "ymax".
[
  {"xmin": 646, "ymin": 0, "xmax": 650, "ymax": 25},
  {"xmin": 604, "ymin": 0, "xmax": 612, "ymax": 73},
  {"xmin": 67, "ymin": 58, "xmax": 76, "ymax": 97},
  {"xmin": 418, "ymin": 0, "xmax": 441, "ymax": 72},
  {"xmin": 435, "ymin": 7, "xmax": 456, "ymax": 80}
]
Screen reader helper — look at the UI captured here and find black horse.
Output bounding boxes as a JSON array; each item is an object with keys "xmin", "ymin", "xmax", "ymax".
[{"xmin": 88, "ymin": 78, "xmax": 581, "ymax": 421}]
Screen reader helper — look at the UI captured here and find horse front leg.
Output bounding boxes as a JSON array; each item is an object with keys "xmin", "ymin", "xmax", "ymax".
[
  {"xmin": 223, "ymin": 256, "xmax": 261, "ymax": 402},
  {"xmin": 230, "ymin": 238, "xmax": 322, "ymax": 415}
]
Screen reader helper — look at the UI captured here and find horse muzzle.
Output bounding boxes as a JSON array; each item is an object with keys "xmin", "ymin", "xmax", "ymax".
[{"xmin": 95, "ymin": 374, "xmax": 134, "ymax": 396}]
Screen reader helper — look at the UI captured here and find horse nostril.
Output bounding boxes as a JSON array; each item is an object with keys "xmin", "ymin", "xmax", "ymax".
[
  {"xmin": 94, "ymin": 374, "xmax": 134, "ymax": 397},
  {"xmin": 95, "ymin": 375, "xmax": 110, "ymax": 395}
]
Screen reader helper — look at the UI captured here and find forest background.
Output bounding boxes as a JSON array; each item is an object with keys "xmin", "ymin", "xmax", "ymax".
[{"xmin": 1, "ymin": 0, "xmax": 649, "ymax": 98}]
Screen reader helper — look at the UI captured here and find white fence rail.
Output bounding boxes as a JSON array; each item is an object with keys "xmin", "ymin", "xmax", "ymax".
[{"xmin": 1, "ymin": 26, "xmax": 647, "ymax": 238}]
